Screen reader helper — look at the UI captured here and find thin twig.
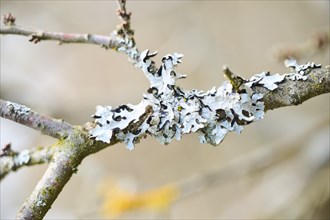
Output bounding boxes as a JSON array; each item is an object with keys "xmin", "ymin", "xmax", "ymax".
[
  {"xmin": 0, "ymin": 24, "xmax": 123, "ymax": 49},
  {"xmin": 0, "ymin": 144, "xmax": 55, "ymax": 180},
  {"xmin": 0, "ymin": 11, "xmax": 140, "ymax": 64},
  {"xmin": 0, "ymin": 99, "xmax": 74, "ymax": 139},
  {"xmin": 116, "ymin": 0, "xmax": 134, "ymax": 40},
  {"xmin": 223, "ymin": 66, "xmax": 245, "ymax": 92}
]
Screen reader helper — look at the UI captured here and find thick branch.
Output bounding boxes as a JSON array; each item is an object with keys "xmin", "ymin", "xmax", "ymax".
[
  {"xmin": 260, "ymin": 66, "xmax": 330, "ymax": 111},
  {"xmin": 13, "ymin": 106, "xmax": 153, "ymax": 219},
  {"xmin": 90, "ymin": 51, "xmax": 330, "ymax": 148},
  {"xmin": 0, "ymin": 99, "xmax": 74, "ymax": 139},
  {"xmin": 15, "ymin": 131, "xmax": 90, "ymax": 220}
]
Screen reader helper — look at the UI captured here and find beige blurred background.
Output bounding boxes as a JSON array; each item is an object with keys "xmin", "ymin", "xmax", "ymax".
[{"xmin": 1, "ymin": 1, "xmax": 329, "ymax": 219}]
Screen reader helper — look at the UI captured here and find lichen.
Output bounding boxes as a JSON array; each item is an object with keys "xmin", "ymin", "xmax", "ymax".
[
  {"xmin": 35, "ymin": 199, "xmax": 46, "ymax": 207},
  {"xmin": 15, "ymin": 149, "xmax": 30, "ymax": 165},
  {"xmin": 6, "ymin": 101, "xmax": 31, "ymax": 116},
  {"xmin": 89, "ymin": 53, "xmax": 321, "ymax": 150},
  {"xmin": 284, "ymin": 58, "xmax": 321, "ymax": 81},
  {"xmin": 245, "ymin": 72, "xmax": 284, "ymax": 90}
]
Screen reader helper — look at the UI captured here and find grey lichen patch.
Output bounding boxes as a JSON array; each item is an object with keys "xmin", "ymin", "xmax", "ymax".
[
  {"xmin": 284, "ymin": 58, "xmax": 321, "ymax": 81},
  {"xmin": 6, "ymin": 101, "xmax": 31, "ymax": 116},
  {"xmin": 89, "ymin": 53, "xmax": 322, "ymax": 150},
  {"xmin": 109, "ymin": 31, "xmax": 139, "ymax": 64},
  {"xmin": 15, "ymin": 149, "xmax": 30, "ymax": 166},
  {"xmin": 35, "ymin": 197, "xmax": 47, "ymax": 207}
]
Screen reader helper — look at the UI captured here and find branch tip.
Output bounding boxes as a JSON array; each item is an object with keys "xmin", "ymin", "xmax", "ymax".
[
  {"xmin": 223, "ymin": 66, "xmax": 245, "ymax": 92},
  {"xmin": 2, "ymin": 13, "xmax": 16, "ymax": 26},
  {"xmin": 115, "ymin": 0, "xmax": 134, "ymax": 40}
]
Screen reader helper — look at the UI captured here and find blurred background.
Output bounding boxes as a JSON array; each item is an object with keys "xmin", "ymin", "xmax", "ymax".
[{"xmin": 1, "ymin": 1, "xmax": 329, "ymax": 219}]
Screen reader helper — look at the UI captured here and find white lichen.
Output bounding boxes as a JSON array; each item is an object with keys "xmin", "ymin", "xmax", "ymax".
[
  {"xmin": 36, "ymin": 198, "xmax": 47, "ymax": 207},
  {"xmin": 89, "ymin": 54, "xmax": 321, "ymax": 150},
  {"xmin": 285, "ymin": 58, "xmax": 321, "ymax": 81},
  {"xmin": 6, "ymin": 101, "xmax": 31, "ymax": 116},
  {"xmin": 245, "ymin": 72, "xmax": 285, "ymax": 90},
  {"xmin": 15, "ymin": 149, "xmax": 30, "ymax": 166}
]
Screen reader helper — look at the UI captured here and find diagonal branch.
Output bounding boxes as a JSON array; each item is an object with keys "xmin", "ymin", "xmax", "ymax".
[
  {"xmin": 14, "ymin": 106, "xmax": 153, "ymax": 220},
  {"xmin": 15, "ymin": 131, "xmax": 93, "ymax": 220},
  {"xmin": 259, "ymin": 65, "xmax": 330, "ymax": 111},
  {"xmin": 0, "ymin": 99, "xmax": 74, "ymax": 139}
]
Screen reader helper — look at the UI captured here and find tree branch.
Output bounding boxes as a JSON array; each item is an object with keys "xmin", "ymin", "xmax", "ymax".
[
  {"xmin": 15, "ymin": 130, "xmax": 91, "ymax": 220},
  {"xmin": 89, "ymin": 50, "xmax": 330, "ymax": 149},
  {"xmin": 116, "ymin": 0, "xmax": 134, "ymax": 40},
  {"xmin": 0, "ymin": 99, "xmax": 74, "ymax": 139},
  {"xmin": 11, "ymin": 106, "xmax": 153, "ymax": 219},
  {"xmin": 0, "ymin": 10, "xmax": 140, "ymax": 64},
  {"xmin": 222, "ymin": 65, "xmax": 330, "ymax": 111},
  {"xmin": 260, "ymin": 66, "xmax": 330, "ymax": 111},
  {"xmin": 0, "ymin": 23, "xmax": 123, "ymax": 48},
  {"xmin": 0, "ymin": 144, "xmax": 55, "ymax": 180}
]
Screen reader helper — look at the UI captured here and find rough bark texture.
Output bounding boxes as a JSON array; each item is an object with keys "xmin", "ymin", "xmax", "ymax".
[
  {"xmin": 0, "ymin": 99, "xmax": 73, "ymax": 139},
  {"xmin": 14, "ymin": 129, "xmax": 108, "ymax": 220},
  {"xmin": 261, "ymin": 66, "xmax": 330, "ymax": 111}
]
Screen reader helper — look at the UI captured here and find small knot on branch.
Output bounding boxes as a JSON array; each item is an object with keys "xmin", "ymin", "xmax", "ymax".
[
  {"xmin": 29, "ymin": 33, "xmax": 43, "ymax": 44},
  {"xmin": 117, "ymin": 9, "xmax": 131, "ymax": 21},
  {"xmin": 223, "ymin": 66, "xmax": 245, "ymax": 92},
  {"xmin": 2, "ymin": 13, "xmax": 16, "ymax": 26}
]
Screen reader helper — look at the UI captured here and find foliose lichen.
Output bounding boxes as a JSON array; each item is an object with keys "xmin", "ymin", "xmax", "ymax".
[
  {"xmin": 284, "ymin": 59, "xmax": 321, "ymax": 80},
  {"xmin": 89, "ymin": 53, "xmax": 321, "ymax": 150},
  {"xmin": 15, "ymin": 149, "xmax": 30, "ymax": 165}
]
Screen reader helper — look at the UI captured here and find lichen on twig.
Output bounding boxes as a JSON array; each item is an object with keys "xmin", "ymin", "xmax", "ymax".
[
  {"xmin": 0, "ymin": 144, "xmax": 55, "ymax": 180},
  {"xmin": 0, "ymin": 99, "xmax": 74, "ymax": 139},
  {"xmin": 89, "ymin": 52, "xmax": 327, "ymax": 150}
]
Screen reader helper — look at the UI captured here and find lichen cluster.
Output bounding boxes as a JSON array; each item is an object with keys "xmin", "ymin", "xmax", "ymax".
[{"xmin": 89, "ymin": 51, "xmax": 321, "ymax": 150}]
